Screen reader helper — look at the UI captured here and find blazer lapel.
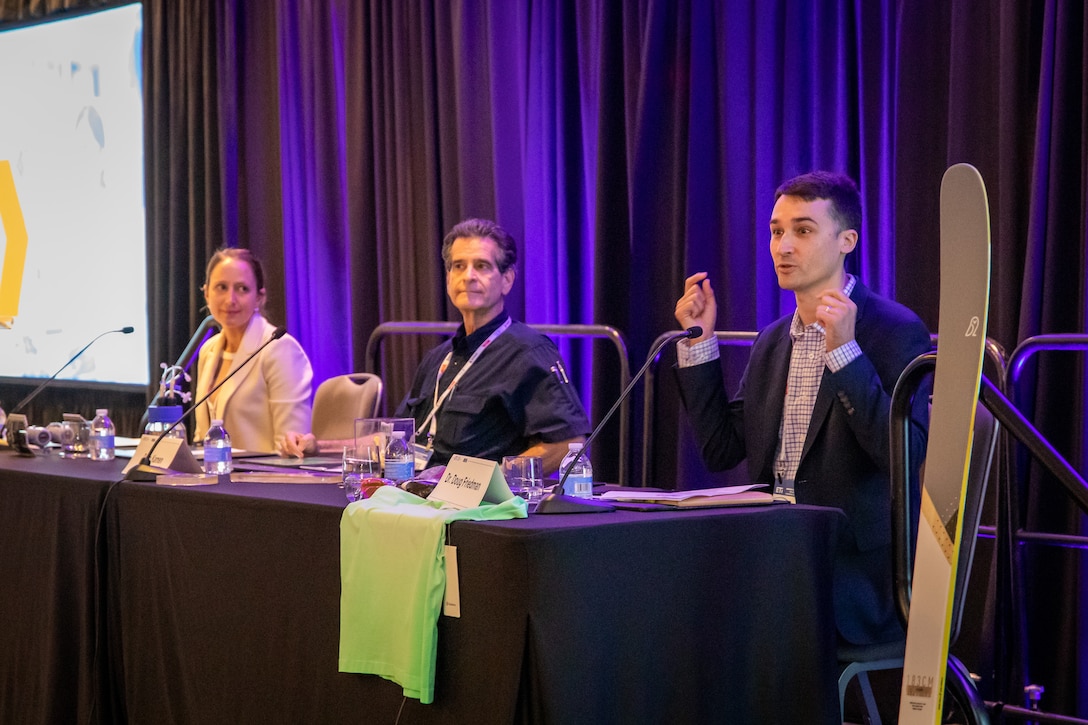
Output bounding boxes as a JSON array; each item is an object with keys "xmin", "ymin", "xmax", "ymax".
[
  {"xmin": 196, "ymin": 335, "xmax": 223, "ymax": 399},
  {"xmin": 757, "ymin": 324, "xmax": 792, "ymax": 474},
  {"xmin": 801, "ymin": 375, "xmax": 835, "ymax": 463},
  {"xmin": 798, "ymin": 281, "xmax": 871, "ymax": 464},
  {"xmin": 212, "ymin": 315, "xmax": 268, "ymax": 421}
]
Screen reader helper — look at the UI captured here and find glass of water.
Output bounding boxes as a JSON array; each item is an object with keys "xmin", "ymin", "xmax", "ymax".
[
  {"xmin": 343, "ymin": 445, "xmax": 380, "ymax": 502},
  {"xmin": 502, "ymin": 455, "xmax": 544, "ymax": 503},
  {"xmin": 58, "ymin": 417, "xmax": 92, "ymax": 459}
]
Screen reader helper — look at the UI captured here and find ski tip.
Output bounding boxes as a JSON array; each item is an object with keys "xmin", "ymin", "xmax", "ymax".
[
  {"xmin": 940, "ymin": 162, "xmax": 991, "ymax": 237},
  {"xmin": 941, "ymin": 163, "xmax": 985, "ymax": 191}
]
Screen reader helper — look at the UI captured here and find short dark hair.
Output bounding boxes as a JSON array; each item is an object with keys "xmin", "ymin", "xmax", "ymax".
[
  {"xmin": 441, "ymin": 218, "xmax": 518, "ymax": 273},
  {"xmin": 204, "ymin": 247, "xmax": 266, "ymax": 291},
  {"xmin": 775, "ymin": 171, "xmax": 862, "ymax": 236}
]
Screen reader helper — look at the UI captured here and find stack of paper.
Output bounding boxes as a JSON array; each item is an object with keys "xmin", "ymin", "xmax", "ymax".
[{"xmin": 599, "ymin": 484, "xmax": 787, "ymax": 508}]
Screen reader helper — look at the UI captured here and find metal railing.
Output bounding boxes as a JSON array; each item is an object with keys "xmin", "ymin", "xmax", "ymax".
[
  {"xmin": 365, "ymin": 321, "xmax": 633, "ymax": 485},
  {"xmin": 997, "ymin": 334, "xmax": 1088, "ymax": 718},
  {"xmin": 640, "ymin": 330, "xmax": 757, "ymax": 487}
]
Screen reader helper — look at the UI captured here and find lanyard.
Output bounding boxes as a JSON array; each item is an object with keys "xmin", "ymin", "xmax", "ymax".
[{"xmin": 418, "ymin": 317, "xmax": 512, "ymax": 445}]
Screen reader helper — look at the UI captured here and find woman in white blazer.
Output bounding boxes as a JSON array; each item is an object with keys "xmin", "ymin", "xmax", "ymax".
[{"xmin": 193, "ymin": 248, "xmax": 313, "ymax": 453}]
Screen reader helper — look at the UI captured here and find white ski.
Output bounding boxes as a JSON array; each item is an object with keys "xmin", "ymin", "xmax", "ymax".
[{"xmin": 898, "ymin": 163, "xmax": 991, "ymax": 722}]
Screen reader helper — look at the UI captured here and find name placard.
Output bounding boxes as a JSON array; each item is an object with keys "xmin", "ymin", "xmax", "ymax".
[
  {"xmin": 428, "ymin": 454, "xmax": 513, "ymax": 509},
  {"xmin": 122, "ymin": 434, "xmax": 203, "ymax": 475}
]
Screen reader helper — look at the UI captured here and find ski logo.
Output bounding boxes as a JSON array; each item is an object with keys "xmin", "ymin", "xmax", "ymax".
[
  {"xmin": 964, "ymin": 316, "xmax": 980, "ymax": 337},
  {"xmin": 906, "ymin": 674, "xmax": 936, "ymax": 698}
]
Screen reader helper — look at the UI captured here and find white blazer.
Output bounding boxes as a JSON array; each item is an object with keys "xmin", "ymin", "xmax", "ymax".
[{"xmin": 194, "ymin": 313, "xmax": 313, "ymax": 453}]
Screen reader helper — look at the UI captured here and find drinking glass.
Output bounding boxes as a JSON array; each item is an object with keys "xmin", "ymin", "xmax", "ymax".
[
  {"xmin": 354, "ymin": 417, "xmax": 417, "ymax": 474},
  {"xmin": 343, "ymin": 445, "xmax": 381, "ymax": 502},
  {"xmin": 58, "ymin": 417, "xmax": 91, "ymax": 459},
  {"xmin": 502, "ymin": 455, "xmax": 544, "ymax": 503}
]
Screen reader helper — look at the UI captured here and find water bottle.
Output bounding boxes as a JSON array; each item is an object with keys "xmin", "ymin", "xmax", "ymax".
[
  {"xmin": 144, "ymin": 405, "xmax": 186, "ymax": 440},
  {"xmin": 561, "ymin": 442, "xmax": 593, "ymax": 498},
  {"xmin": 384, "ymin": 430, "xmax": 413, "ymax": 482},
  {"xmin": 89, "ymin": 408, "xmax": 115, "ymax": 461},
  {"xmin": 203, "ymin": 419, "xmax": 232, "ymax": 475}
]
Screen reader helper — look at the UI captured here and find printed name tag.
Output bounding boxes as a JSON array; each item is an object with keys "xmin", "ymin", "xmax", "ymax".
[
  {"xmin": 428, "ymin": 454, "xmax": 513, "ymax": 509},
  {"xmin": 122, "ymin": 434, "xmax": 202, "ymax": 475}
]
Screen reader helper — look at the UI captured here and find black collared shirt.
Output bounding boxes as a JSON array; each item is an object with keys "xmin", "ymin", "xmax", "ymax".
[{"xmin": 396, "ymin": 311, "xmax": 590, "ymax": 467}]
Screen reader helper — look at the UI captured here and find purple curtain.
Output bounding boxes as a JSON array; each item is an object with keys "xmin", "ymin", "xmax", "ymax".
[{"xmin": 210, "ymin": 0, "xmax": 907, "ymax": 481}]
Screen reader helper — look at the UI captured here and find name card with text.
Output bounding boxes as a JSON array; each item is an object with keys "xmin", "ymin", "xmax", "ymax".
[
  {"xmin": 122, "ymin": 434, "xmax": 203, "ymax": 475},
  {"xmin": 428, "ymin": 454, "xmax": 513, "ymax": 509}
]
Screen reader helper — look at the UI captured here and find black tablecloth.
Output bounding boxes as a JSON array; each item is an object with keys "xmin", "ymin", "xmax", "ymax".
[
  {"xmin": 2, "ymin": 452, "xmax": 847, "ymax": 724},
  {"xmin": 0, "ymin": 453, "xmax": 120, "ymax": 725}
]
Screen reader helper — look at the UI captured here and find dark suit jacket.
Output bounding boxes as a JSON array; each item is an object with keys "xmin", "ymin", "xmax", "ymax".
[{"xmin": 676, "ymin": 281, "xmax": 931, "ymax": 645}]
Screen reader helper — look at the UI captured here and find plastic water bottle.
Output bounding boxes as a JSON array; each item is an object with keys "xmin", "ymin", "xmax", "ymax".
[
  {"xmin": 561, "ymin": 442, "xmax": 593, "ymax": 498},
  {"xmin": 384, "ymin": 430, "xmax": 413, "ymax": 482},
  {"xmin": 89, "ymin": 408, "xmax": 115, "ymax": 461},
  {"xmin": 203, "ymin": 419, "xmax": 232, "ymax": 475},
  {"xmin": 144, "ymin": 405, "xmax": 186, "ymax": 440}
]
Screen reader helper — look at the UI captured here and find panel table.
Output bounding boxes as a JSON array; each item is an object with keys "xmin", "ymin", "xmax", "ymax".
[
  {"xmin": 0, "ymin": 454, "xmax": 846, "ymax": 723},
  {"xmin": 105, "ymin": 476, "xmax": 845, "ymax": 724}
]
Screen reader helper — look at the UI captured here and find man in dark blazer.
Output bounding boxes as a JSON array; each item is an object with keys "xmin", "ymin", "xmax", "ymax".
[{"xmin": 673, "ymin": 171, "xmax": 931, "ymax": 646}]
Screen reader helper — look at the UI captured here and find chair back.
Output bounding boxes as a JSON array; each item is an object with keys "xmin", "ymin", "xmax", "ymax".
[
  {"xmin": 949, "ymin": 401, "xmax": 999, "ymax": 644},
  {"xmin": 311, "ymin": 373, "xmax": 384, "ymax": 441},
  {"xmin": 888, "ymin": 355, "xmax": 1001, "ymax": 632}
]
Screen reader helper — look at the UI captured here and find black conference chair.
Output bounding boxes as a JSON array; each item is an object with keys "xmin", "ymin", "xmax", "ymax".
[{"xmin": 838, "ymin": 354, "xmax": 998, "ymax": 725}]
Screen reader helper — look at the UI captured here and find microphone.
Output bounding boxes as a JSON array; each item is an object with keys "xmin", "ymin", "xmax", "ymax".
[
  {"xmin": 139, "ymin": 314, "xmax": 220, "ymax": 431},
  {"xmin": 124, "ymin": 326, "xmax": 288, "ymax": 482},
  {"xmin": 172, "ymin": 315, "xmax": 220, "ymax": 375},
  {"xmin": 9, "ymin": 326, "xmax": 136, "ymax": 415},
  {"xmin": 535, "ymin": 326, "xmax": 703, "ymax": 514}
]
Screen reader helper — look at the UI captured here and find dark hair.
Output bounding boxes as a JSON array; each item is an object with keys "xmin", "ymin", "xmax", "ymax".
[
  {"xmin": 774, "ymin": 171, "xmax": 862, "ymax": 237},
  {"xmin": 204, "ymin": 247, "xmax": 266, "ymax": 291},
  {"xmin": 441, "ymin": 218, "xmax": 517, "ymax": 273}
]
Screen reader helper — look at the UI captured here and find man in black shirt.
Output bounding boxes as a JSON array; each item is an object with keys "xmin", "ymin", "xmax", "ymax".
[{"xmin": 279, "ymin": 218, "xmax": 589, "ymax": 474}]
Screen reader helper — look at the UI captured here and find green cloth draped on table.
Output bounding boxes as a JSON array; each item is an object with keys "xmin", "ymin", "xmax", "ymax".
[{"xmin": 338, "ymin": 486, "xmax": 527, "ymax": 703}]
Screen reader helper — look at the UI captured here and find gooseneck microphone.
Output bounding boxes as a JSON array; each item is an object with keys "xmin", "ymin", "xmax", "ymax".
[
  {"xmin": 145, "ymin": 315, "xmax": 219, "ymax": 406},
  {"xmin": 138, "ymin": 315, "xmax": 220, "ymax": 432},
  {"xmin": 124, "ymin": 326, "xmax": 288, "ymax": 482},
  {"xmin": 10, "ymin": 326, "xmax": 136, "ymax": 415},
  {"xmin": 172, "ymin": 315, "xmax": 221, "ymax": 374},
  {"xmin": 535, "ymin": 326, "xmax": 704, "ymax": 514}
]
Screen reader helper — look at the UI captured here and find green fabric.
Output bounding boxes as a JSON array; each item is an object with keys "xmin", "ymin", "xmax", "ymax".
[{"xmin": 338, "ymin": 485, "xmax": 527, "ymax": 703}]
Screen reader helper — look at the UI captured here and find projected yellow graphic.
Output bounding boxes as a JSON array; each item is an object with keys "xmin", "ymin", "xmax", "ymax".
[{"xmin": 0, "ymin": 160, "xmax": 29, "ymax": 329}]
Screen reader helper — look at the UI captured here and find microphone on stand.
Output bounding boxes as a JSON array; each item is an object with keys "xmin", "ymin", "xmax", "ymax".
[
  {"xmin": 124, "ymin": 326, "xmax": 288, "ymax": 482},
  {"xmin": 3, "ymin": 326, "xmax": 135, "ymax": 454},
  {"xmin": 138, "ymin": 315, "xmax": 220, "ymax": 431},
  {"xmin": 171, "ymin": 315, "xmax": 221, "ymax": 376},
  {"xmin": 9, "ymin": 326, "xmax": 136, "ymax": 415},
  {"xmin": 535, "ymin": 326, "xmax": 704, "ymax": 514}
]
